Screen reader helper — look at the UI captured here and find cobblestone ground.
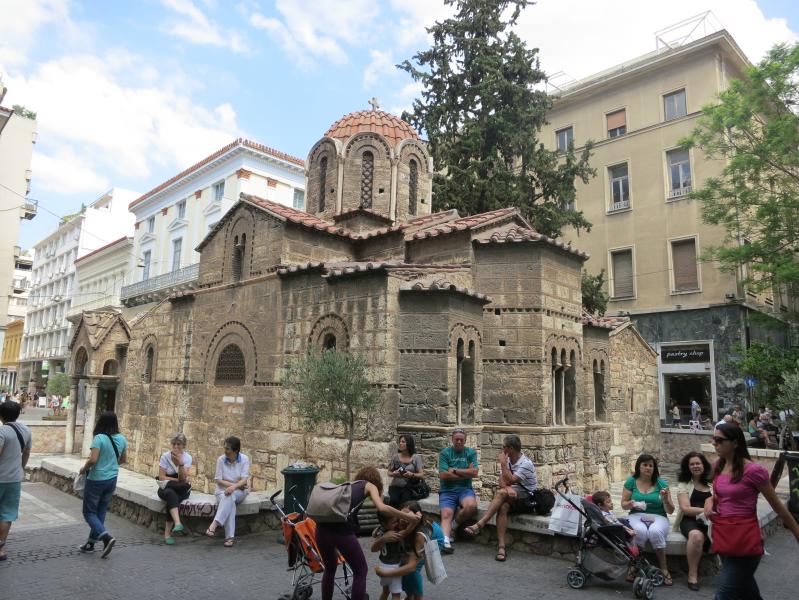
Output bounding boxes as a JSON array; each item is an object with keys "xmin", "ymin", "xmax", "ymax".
[{"xmin": 1, "ymin": 483, "xmax": 794, "ymax": 600}]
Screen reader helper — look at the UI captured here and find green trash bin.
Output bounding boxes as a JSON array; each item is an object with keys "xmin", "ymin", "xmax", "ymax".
[{"xmin": 281, "ymin": 465, "xmax": 320, "ymax": 514}]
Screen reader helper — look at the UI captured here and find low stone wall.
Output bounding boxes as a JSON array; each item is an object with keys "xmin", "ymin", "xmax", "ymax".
[
  {"xmin": 660, "ymin": 428, "xmax": 713, "ymax": 461},
  {"xmin": 22, "ymin": 422, "xmax": 84, "ymax": 454},
  {"xmin": 700, "ymin": 444, "xmax": 781, "ymax": 473}
]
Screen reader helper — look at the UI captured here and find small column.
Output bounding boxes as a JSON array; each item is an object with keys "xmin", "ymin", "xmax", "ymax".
[
  {"xmin": 65, "ymin": 379, "xmax": 79, "ymax": 454},
  {"xmin": 81, "ymin": 380, "xmax": 99, "ymax": 457}
]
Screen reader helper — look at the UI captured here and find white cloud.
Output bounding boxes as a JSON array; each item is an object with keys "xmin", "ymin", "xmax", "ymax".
[
  {"xmin": 160, "ymin": 0, "xmax": 248, "ymax": 53},
  {"xmin": 0, "ymin": 0, "xmax": 72, "ymax": 70},
  {"xmin": 250, "ymin": 0, "xmax": 381, "ymax": 67},
  {"xmin": 363, "ymin": 49, "xmax": 395, "ymax": 90},
  {"xmin": 7, "ymin": 52, "xmax": 242, "ymax": 196},
  {"xmin": 389, "ymin": 0, "xmax": 455, "ymax": 50}
]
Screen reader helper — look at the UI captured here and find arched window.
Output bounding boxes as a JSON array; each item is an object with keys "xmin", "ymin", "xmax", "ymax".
[
  {"xmin": 318, "ymin": 156, "xmax": 328, "ymax": 212},
  {"xmin": 565, "ymin": 350, "xmax": 577, "ymax": 425},
  {"xmin": 102, "ymin": 360, "xmax": 118, "ymax": 376},
  {"xmin": 144, "ymin": 346, "xmax": 154, "ymax": 383},
  {"xmin": 232, "ymin": 234, "xmax": 244, "ymax": 282},
  {"xmin": 552, "ymin": 348, "xmax": 563, "ymax": 425},
  {"xmin": 215, "ymin": 344, "xmax": 246, "ymax": 385},
  {"xmin": 74, "ymin": 347, "xmax": 88, "ymax": 377},
  {"xmin": 594, "ymin": 359, "xmax": 606, "ymax": 421},
  {"xmin": 408, "ymin": 158, "xmax": 418, "ymax": 216},
  {"xmin": 360, "ymin": 151, "xmax": 374, "ymax": 208},
  {"xmin": 322, "ymin": 333, "xmax": 337, "ymax": 351}
]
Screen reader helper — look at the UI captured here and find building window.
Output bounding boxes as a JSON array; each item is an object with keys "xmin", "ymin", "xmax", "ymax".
[
  {"xmin": 360, "ymin": 151, "xmax": 374, "ymax": 209},
  {"xmin": 142, "ymin": 250, "xmax": 151, "ymax": 281},
  {"xmin": 171, "ymin": 238, "xmax": 182, "ymax": 272},
  {"xmin": 666, "ymin": 148, "xmax": 692, "ymax": 199},
  {"xmin": 408, "ymin": 159, "xmax": 419, "ymax": 216},
  {"xmin": 593, "ymin": 359, "xmax": 606, "ymax": 421},
  {"xmin": 215, "ymin": 344, "xmax": 245, "ymax": 385},
  {"xmin": 214, "ymin": 181, "xmax": 225, "ymax": 203},
  {"xmin": 608, "ymin": 163, "xmax": 630, "ymax": 211},
  {"xmin": 606, "ymin": 109, "xmax": 626, "ymax": 138},
  {"xmin": 177, "ymin": 200, "xmax": 186, "ymax": 219},
  {"xmin": 232, "ymin": 234, "xmax": 245, "ymax": 282},
  {"xmin": 144, "ymin": 345, "xmax": 154, "ymax": 383},
  {"xmin": 555, "ymin": 126, "xmax": 573, "ymax": 151},
  {"xmin": 671, "ymin": 238, "xmax": 699, "ymax": 292},
  {"xmin": 664, "ymin": 89, "xmax": 687, "ymax": 121},
  {"xmin": 610, "ymin": 248, "xmax": 634, "ymax": 298},
  {"xmin": 293, "ymin": 188, "xmax": 305, "ymax": 210},
  {"xmin": 318, "ymin": 156, "xmax": 328, "ymax": 212},
  {"xmin": 147, "ymin": 216, "xmax": 155, "ymax": 233}
]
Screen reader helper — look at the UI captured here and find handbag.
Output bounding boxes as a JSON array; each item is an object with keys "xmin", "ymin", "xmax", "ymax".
[
  {"xmin": 406, "ymin": 478, "xmax": 430, "ymax": 500},
  {"xmin": 711, "ymin": 515, "xmax": 763, "ymax": 557},
  {"xmin": 421, "ymin": 531, "xmax": 447, "ymax": 585},
  {"xmin": 73, "ymin": 473, "xmax": 86, "ymax": 492},
  {"xmin": 548, "ymin": 492, "xmax": 583, "ymax": 536}
]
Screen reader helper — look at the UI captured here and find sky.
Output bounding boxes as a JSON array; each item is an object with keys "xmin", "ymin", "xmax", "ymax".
[{"xmin": 1, "ymin": 0, "xmax": 798, "ymax": 250}]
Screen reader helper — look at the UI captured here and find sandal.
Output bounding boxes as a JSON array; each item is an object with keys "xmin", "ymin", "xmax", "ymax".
[
  {"xmin": 495, "ymin": 546, "xmax": 506, "ymax": 562},
  {"xmin": 164, "ymin": 537, "xmax": 174, "ymax": 545},
  {"xmin": 204, "ymin": 528, "xmax": 217, "ymax": 538},
  {"xmin": 223, "ymin": 538, "xmax": 235, "ymax": 547},
  {"xmin": 663, "ymin": 573, "xmax": 673, "ymax": 587},
  {"xmin": 463, "ymin": 523, "xmax": 482, "ymax": 537}
]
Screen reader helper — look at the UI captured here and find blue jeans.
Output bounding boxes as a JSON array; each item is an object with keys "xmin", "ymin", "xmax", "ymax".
[
  {"xmin": 82, "ymin": 477, "xmax": 117, "ymax": 541},
  {"xmin": 715, "ymin": 555, "xmax": 763, "ymax": 600}
]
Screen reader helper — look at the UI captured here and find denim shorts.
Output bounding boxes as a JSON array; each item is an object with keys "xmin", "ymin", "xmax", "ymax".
[
  {"xmin": 438, "ymin": 487, "xmax": 475, "ymax": 511},
  {"xmin": 0, "ymin": 481, "xmax": 22, "ymax": 522}
]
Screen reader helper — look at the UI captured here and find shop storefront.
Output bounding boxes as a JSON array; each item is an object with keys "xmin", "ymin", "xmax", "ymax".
[{"xmin": 657, "ymin": 341, "xmax": 717, "ymax": 425}]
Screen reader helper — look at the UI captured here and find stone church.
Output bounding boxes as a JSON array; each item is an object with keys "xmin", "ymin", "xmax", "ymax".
[{"xmin": 67, "ymin": 109, "xmax": 660, "ymax": 495}]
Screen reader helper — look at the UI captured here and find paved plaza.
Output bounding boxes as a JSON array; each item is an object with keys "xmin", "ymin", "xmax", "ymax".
[{"xmin": 1, "ymin": 482, "xmax": 795, "ymax": 600}]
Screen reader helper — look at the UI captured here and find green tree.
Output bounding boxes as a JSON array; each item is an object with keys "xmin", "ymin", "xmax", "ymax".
[
  {"xmin": 399, "ymin": 0, "xmax": 594, "ymax": 238},
  {"xmin": 46, "ymin": 372, "xmax": 70, "ymax": 397},
  {"xmin": 12, "ymin": 104, "xmax": 36, "ymax": 120},
  {"xmin": 736, "ymin": 341, "xmax": 799, "ymax": 403},
  {"xmin": 776, "ymin": 365, "xmax": 799, "ymax": 426},
  {"xmin": 283, "ymin": 350, "xmax": 379, "ymax": 479},
  {"xmin": 581, "ymin": 270, "xmax": 609, "ymax": 316},
  {"xmin": 682, "ymin": 43, "xmax": 799, "ymax": 300}
]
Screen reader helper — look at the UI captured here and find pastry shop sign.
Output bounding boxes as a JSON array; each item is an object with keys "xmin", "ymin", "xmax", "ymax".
[{"xmin": 661, "ymin": 345, "xmax": 710, "ymax": 363}]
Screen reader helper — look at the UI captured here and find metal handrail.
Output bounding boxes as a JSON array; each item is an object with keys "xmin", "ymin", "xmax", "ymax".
[{"xmin": 120, "ymin": 262, "xmax": 199, "ymax": 299}]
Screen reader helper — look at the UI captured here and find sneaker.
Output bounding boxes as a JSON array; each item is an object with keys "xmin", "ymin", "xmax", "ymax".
[
  {"xmin": 78, "ymin": 542, "xmax": 95, "ymax": 553},
  {"xmin": 442, "ymin": 540, "xmax": 454, "ymax": 555},
  {"xmin": 100, "ymin": 535, "xmax": 116, "ymax": 558}
]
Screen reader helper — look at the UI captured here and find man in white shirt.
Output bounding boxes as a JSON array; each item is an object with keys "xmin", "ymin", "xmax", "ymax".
[{"xmin": 463, "ymin": 434, "xmax": 538, "ymax": 561}]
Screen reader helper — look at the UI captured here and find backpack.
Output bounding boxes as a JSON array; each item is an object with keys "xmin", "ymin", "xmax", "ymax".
[{"xmin": 306, "ymin": 480, "xmax": 364, "ymax": 523}]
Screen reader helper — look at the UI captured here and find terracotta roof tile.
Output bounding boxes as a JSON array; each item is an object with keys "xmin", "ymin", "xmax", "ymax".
[
  {"xmin": 580, "ymin": 310, "xmax": 628, "ymax": 329},
  {"xmin": 130, "ymin": 139, "xmax": 304, "ymax": 209},
  {"xmin": 406, "ymin": 207, "xmax": 517, "ymax": 241},
  {"xmin": 323, "ymin": 261, "xmax": 403, "ymax": 279},
  {"xmin": 400, "ymin": 278, "xmax": 492, "ymax": 303},
  {"xmin": 325, "ymin": 110, "xmax": 421, "ymax": 146},
  {"xmin": 474, "ymin": 225, "xmax": 589, "ymax": 259}
]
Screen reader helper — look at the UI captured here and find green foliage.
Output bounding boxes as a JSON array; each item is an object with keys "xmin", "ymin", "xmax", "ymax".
[
  {"xmin": 283, "ymin": 350, "xmax": 379, "ymax": 479},
  {"xmin": 12, "ymin": 104, "xmax": 36, "ymax": 120},
  {"xmin": 776, "ymin": 366, "xmax": 799, "ymax": 416},
  {"xmin": 682, "ymin": 42, "xmax": 799, "ymax": 301},
  {"xmin": 45, "ymin": 372, "xmax": 70, "ymax": 397},
  {"xmin": 398, "ymin": 0, "xmax": 595, "ymax": 238},
  {"xmin": 581, "ymin": 270, "xmax": 608, "ymax": 316},
  {"xmin": 735, "ymin": 341, "xmax": 799, "ymax": 402}
]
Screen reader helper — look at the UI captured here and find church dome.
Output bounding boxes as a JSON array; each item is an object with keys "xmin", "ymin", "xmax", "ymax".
[{"xmin": 325, "ymin": 110, "xmax": 420, "ymax": 146}]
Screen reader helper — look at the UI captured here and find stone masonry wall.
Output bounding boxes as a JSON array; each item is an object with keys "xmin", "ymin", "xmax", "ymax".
[{"xmin": 25, "ymin": 423, "xmax": 84, "ymax": 454}]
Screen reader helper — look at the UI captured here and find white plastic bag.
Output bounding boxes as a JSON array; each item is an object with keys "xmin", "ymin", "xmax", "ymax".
[
  {"xmin": 422, "ymin": 532, "xmax": 447, "ymax": 585},
  {"xmin": 548, "ymin": 492, "xmax": 583, "ymax": 537},
  {"xmin": 73, "ymin": 473, "xmax": 86, "ymax": 492}
]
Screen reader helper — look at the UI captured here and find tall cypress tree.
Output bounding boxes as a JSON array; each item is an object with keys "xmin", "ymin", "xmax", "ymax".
[{"xmin": 399, "ymin": 0, "xmax": 594, "ymax": 238}]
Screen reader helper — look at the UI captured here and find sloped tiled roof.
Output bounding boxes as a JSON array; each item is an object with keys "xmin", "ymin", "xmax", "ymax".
[
  {"xmin": 474, "ymin": 225, "xmax": 589, "ymax": 259},
  {"xmin": 130, "ymin": 139, "xmax": 304, "ymax": 209},
  {"xmin": 400, "ymin": 278, "xmax": 492, "ymax": 303},
  {"xmin": 581, "ymin": 310, "xmax": 629, "ymax": 330},
  {"xmin": 323, "ymin": 261, "xmax": 403, "ymax": 279},
  {"xmin": 325, "ymin": 110, "xmax": 420, "ymax": 146},
  {"xmin": 69, "ymin": 310, "xmax": 130, "ymax": 351},
  {"xmin": 406, "ymin": 207, "xmax": 518, "ymax": 241}
]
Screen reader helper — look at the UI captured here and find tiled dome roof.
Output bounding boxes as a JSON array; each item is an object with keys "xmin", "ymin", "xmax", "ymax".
[{"xmin": 325, "ymin": 110, "xmax": 421, "ymax": 146}]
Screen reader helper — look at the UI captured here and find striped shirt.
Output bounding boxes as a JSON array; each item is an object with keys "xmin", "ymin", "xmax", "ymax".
[{"xmin": 508, "ymin": 453, "xmax": 537, "ymax": 493}]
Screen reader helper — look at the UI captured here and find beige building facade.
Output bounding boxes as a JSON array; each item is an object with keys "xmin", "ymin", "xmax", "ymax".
[
  {"xmin": 66, "ymin": 110, "xmax": 660, "ymax": 496},
  {"xmin": 543, "ymin": 30, "xmax": 793, "ymax": 423}
]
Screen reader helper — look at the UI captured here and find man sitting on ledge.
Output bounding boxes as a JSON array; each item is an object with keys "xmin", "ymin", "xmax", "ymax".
[
  {"xmin": 463, "ymin": 434, "xmax": 537, "ymax": 562},
  {"xmin": 438, "ymin": 428, "xmax": 478, "ymax": 555}
]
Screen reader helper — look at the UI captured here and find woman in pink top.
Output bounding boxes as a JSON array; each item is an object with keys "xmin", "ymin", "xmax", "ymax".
[{"xmin": 705, "ymin": 423, "xmax": 799, "ymax": 599}]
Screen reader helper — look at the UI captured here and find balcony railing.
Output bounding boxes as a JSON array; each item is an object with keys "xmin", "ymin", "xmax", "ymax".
[
  {"xmin": 22, "ymin": 197, "xmax": 37, "ymax": 220},
  {"xmin": 668, "ymin": 185, "xmax": 692, "ymax": 200},
  {"xmin": 121, "ymin": 262, "xmax": 200, "ymax": 301},
  {"xmin": 609, "ymin": 199, "xmax": 630, "ymax": 212}
]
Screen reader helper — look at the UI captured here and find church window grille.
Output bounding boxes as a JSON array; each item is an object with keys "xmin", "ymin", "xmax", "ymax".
[
  {"xmin": 409, "ymin": 159, "xmax": 418, "ymax": 216},
  {"xmin": 215, "ymin": 344, "xmax": 246, "ymax": 385},
  {"xmin": 318, "ymin": 157, "xmax": 328, "ymax": 212},
  {"xmin": 360, "ymin": 151, "xmax": 374, "ymax": 209}
]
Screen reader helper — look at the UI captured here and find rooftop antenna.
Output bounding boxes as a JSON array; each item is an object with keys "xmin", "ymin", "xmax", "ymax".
[{"xmin": 655, "ymin": 11, "xmax": 723, "ymax": 54}]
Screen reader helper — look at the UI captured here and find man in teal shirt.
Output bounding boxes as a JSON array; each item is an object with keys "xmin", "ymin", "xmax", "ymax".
[{"xmin": 438, "ymin": 428, "xmax": 478, "ymax": 554}]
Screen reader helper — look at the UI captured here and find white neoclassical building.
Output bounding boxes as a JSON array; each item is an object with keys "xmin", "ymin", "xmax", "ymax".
[{"xmin": 122, "ymin": 138, "xmax": 305, "ymax": 309}]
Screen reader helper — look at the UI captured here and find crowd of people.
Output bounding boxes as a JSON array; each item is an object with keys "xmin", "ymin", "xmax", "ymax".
[
  {"xmin": 1, "ymin": 399, "xmax": 798, "ymax": 600},
  {"xmin": 0, "ymin": 389, "xmax": 70, "ymax": 417}
]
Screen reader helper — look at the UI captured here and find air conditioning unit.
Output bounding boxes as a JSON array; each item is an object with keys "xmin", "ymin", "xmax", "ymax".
[{"xmin": 53, "ymin": 294, "xmax": 63, "ymax": 302}]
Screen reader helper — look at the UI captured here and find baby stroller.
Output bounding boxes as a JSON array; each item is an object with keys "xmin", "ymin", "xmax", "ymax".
[
  {"xmin": 555, "ymin": 479, "xmax": 664, "ymax": 599},
  {"xmin": 271, "ymin": 488, "xmax": 354, "ymax": 600}
]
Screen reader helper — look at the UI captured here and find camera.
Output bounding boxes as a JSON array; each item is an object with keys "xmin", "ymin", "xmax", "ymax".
[{"xmin": 396, "ymin": 465, "xmax": 407, "ymax": 474}]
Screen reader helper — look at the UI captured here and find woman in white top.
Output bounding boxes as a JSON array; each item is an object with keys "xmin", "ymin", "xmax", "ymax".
[
  {"xmin": 205, "ymin": 436, "xmax": 249, "ymax": 547},
  {"xmin": 673, "ymin": 451, "xmax": 713, "ymax": 591},
  {"xmin": 157, "ymin": 433, "xmax": 192, "ymax": 545}
]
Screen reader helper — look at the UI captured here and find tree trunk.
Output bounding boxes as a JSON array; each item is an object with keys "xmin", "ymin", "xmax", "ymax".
[{"xmin": 346, "ymin": 411, "xmax": 355, "ymax": 480}]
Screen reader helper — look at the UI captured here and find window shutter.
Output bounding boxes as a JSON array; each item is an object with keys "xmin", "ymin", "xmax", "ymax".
[
  {"xmin": 606, "ymin": 109, "xmax": 626, "ymax": 131},
  {"xmin": 672, "ymin": 239, "xmax": 698, "ymax": 290},
  {"xmin": 612, "ymin": 250, "xmax": 634, "ymax": 297}
]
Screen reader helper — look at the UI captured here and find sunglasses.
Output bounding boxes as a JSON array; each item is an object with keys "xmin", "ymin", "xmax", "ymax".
[
  {"xmin": 711, "ymin": 436, "xmax": 730, "ymax": 445},
  {"xmin": 452, "ymin": 428, "xmax": 465, "ymax": 435}
]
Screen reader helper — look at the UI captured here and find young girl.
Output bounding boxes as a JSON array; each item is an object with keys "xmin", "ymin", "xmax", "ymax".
[{"xmin": 371, "ymin": 514, "xmax": 405, "ymax": 600}]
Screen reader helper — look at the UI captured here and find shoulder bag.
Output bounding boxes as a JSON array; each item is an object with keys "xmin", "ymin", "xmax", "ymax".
[
  {"xmin": 307, "ymin": 480, "xmax": 365, "ymax": 523},
  {"xmin": 421, "ymin": 531, "xmax": 447, "ymax": 585}
]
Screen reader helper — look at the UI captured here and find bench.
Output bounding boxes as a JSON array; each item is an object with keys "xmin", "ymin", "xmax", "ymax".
[{"xmin": 29, "ymin": 455, "xmax": 281, "ymax": 535}]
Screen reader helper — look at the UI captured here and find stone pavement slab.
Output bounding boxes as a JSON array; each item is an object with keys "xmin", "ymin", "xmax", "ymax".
[{"xmin": 1, "ymin": 482, "xmax": 795, "ymax": 600}]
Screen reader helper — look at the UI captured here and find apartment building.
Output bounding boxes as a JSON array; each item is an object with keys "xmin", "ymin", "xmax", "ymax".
[
  {"xmin": 0, "ymin": 249, "xmax": 33, "ymax": 389},
  {"xmin": 543, "ymin": 29, "xmax": 793, "ymax": 423},
  {"xmin": 19, "ymin": 188, "xmax": 137, "ymax": 391},
  {"xmin": 0, "ymin": 82, "xmax": 38, "ymax": 358},
  {"xmin": 0, "ymin": 319, "xmax": 24, "ymax": 391},
  {"xmin": 67, "ymin": 236, "xmax": 133, "ymax": 319},
  {"xmin": 122, "ymin": 138, "xmax": 305, "ymax": 309}
]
